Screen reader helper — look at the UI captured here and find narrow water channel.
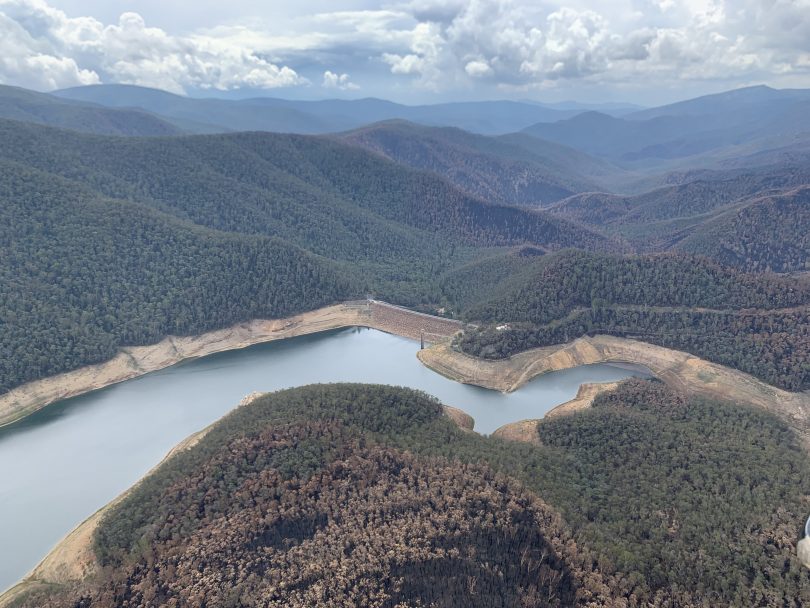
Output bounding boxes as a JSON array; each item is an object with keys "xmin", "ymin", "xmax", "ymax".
[{"xmin": 0, "ymin": 327, "xmax": 650, "ymax": 591}]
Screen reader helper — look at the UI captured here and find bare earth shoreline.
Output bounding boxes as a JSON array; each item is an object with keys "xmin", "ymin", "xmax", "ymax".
[
  {"xmin": 0, "ymin": 300, "xmax": 463, "ymax": 430},
  {"xmin": 3, "ymin": 301, "xmax": 810, "ymax": 604},
  {"xmin": 418, "ymin": 336, "xmax": 810, "ymax": 445}
]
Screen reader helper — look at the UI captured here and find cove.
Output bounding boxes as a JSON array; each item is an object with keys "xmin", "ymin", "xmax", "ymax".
[{"xmin": 0, "ymin": 327, "xmax": 649, "ymax": 592}]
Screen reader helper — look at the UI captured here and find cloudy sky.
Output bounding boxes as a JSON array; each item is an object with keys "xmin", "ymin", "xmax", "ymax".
[{"xmin": 1, "ymin": 0, "xmax": 809, "ymax": 105}]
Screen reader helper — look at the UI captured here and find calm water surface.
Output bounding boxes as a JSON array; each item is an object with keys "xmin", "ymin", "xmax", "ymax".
[{"xmin": 0, "ymin": 328, "xmax": 650, "ymax": 591}]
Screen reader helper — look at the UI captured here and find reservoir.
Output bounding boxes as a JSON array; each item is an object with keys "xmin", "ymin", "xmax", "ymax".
[{"xmin": 0, "ymin": 327, "xmax": 649, "ymax": 592}]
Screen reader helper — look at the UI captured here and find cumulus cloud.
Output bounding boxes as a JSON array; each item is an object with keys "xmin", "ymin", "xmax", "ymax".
[
  {"xmin": 370, "ymin": 0, "xmax": 810, "ymax": 91},
  {"xmin": 0, "ymin": 0, "xmax": 305, "ymax": 93},
  {"xmin": 1, "ymin": 0, "xmax": 810, "ymax": 99},
  {"xmin": 464, "ymin": 59, "xmax": 493, "ymax": 78},
  {"xmin": 383, "ymin": 52, "xmax": 423, "ymax": 74},
  {"xmin": 0, "ymin": 6, "xmax": 99, "ymax": 89},
  {"xmin": 322, "ymin": 70, "xmax": 359, "ymax": 90}
]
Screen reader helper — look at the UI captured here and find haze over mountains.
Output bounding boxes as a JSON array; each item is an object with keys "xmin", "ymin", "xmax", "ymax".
[
  {"xmin": 0, "ymin": 85, "xmax": 182, "ymax": 136},
  {"xmin": 3, "ymin": 82, "xmax": 808, "ymax": 182},
  {"xmin": 523, "ymin": 85, "xmax": 810, "ymax": 170},
  {"xmin": 53, "ymin": 84, "xmax": 601, "ymax": 135},
  {"xmin": 4, "ymin": 82, "xmax": 809, "ymax": 186},
  {"xmin": 42, "ymin": 83, "xmax": 810, "ymax": 174}
]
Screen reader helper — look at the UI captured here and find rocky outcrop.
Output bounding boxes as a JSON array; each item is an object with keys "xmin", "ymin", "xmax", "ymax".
[{"xmin": 442, "ymin": 404, "xmax": 475, "ymax": 431}]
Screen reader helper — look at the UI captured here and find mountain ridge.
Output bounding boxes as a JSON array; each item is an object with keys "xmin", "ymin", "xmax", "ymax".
[
  {"xmin": 0, "ymin": 84, "xmax": 183, "ymax": 136},
  {"xmin": 54, "ymin": 84, "xmax": 586, "ymax": 135}
]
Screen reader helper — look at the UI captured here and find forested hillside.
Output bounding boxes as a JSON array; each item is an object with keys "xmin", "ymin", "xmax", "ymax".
[
  {"xmin": 676, "ymin": 187, "xmax": 810, "ymax": 272},
  {"xmin": 536, "ymin": 379, "xmax": 810, "ymax": 606},
  {"xmin": 0, "ymin": 160, "xmax": 355, "ymax": 393},
  {"xmin": 0, "ymin": 111, "xmax": 807, "ymax": 398},
  {"xmin": 548, "ymin": 165, "xmax": 810, "ymax": 229},
  {"xmin": 495, "ymin": 132, "xmax": 632, "ymax": 191},
  {"xmin": 0, "ymin": 120, "xmax": 615, "ymax": 257},
  {"xmin": 548, "ymin": 173, "xmax": 792, "ymax": 227},
  {"xmin": 545, "ymin": 165, "xmax": 810, "ymax": 266},
  {"xmin": 0, "ymin": 85, "xmax": 182, "ymax": 136},
  {"xmin": 447, "ymin": 250, "xmax": 810, "ymax": 390},
  {"xmin": 0, "ymin": 118, "xmax": 623, "ymax": 394},
  {"xmin": 337, "ymin": 121, "xmax": 604, "ymax": 206},
  {"xmin": 14, "ymin": 383, "xmax": 810, "ymax": 607}
]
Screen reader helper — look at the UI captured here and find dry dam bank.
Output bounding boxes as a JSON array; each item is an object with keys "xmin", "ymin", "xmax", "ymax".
[{"xmin": 0, "ymin": 327, "xmax": 650, "ymax": 592}]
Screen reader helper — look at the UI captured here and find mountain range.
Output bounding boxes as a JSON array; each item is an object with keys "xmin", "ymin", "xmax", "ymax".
[
  {"xmin": 0, "ymin": 85, "xmax": 181, "ymax": 136},
  {"xmin": 2, "ymin": 78, "xmax": 810, "ymax": 607},
  {"xmin": 53, "ymin": 84, "xmax": 594, "ymax": 135},
  {"xmin": 523, "ymin": 85, "xmax": 810, "ymax": 169}
]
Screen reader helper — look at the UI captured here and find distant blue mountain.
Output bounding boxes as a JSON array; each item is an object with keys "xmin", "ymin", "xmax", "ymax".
[
  {"xmin": 522, "ymin": 86, "xmax": 810, "ymax": 168},
  {"xmin": 54, "ymin": 84, "xmax": 586, "ymax": 135},
  {"xmin": 0, "ymin": 84, "xmax": 181, "ymax": 136}
]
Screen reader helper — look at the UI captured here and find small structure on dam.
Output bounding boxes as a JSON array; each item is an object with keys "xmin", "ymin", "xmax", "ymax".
[{"xmin": 799, "ymin": 516, "xmax": 810, "ymax": 568}]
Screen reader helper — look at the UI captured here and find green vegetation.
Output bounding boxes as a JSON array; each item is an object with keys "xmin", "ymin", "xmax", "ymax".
[
  {"xmin": 14, "ymin": 383, "xmax": 810, "ymax": 606},
  {"xmin": 451, "ymin": 249, "xmax": 810, "ymax": 390},
  {"xmin": 0, "ymin": 84, "xmax": 182, "ymax": 137},
  {"xmin": 0, "ymin": 160, "xmax": 355, "ymax": 393},
  {"xmin": 338, "ymin": 120, "xmax": 608, "ymax": 206},
  {"xmin": 537, "ymin": 379, "xmax": 810, "ymax": 606},
  {"xmin": 0, "ymin": 119, "xmax": 619, "ymax": 394},
  {"xmin": 547, "ymin": 167, "xmax": 810, "ymax": 263},
  {"xmin": 0, "ymin": 116, "xmax": 807, "ymax": 398},
  {"xmin": 2, "ymin": 113, "xmax": 807, "ymax": 396},
  {"xmin": 0, "ymin": 120, "xmax": 613, "ymax": 255},
  {"xmin": 4, "ymin": 83, "xmax": 810, "ymax": 608},
  {"xmin": 677, "ymin": 187, "xmax": 810, "ymax": 272}
]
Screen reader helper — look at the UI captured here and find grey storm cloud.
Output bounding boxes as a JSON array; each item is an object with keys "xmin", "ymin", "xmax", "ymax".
[{"xmin": 0, "ymin": 0, "xmax": 809, "ymax": 99}]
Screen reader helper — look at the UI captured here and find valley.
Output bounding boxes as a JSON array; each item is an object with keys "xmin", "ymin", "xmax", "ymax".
[{"xmin": 1, "ymin": 72, "xmax": 809, "ymax": 607}]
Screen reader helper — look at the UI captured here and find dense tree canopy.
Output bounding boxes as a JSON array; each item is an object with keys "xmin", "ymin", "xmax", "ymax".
[
  {"xmin": 677, "ymin": 187, "xmax": 810, "ymax": 272},
  {"xmin": 451, "ymin": 250, "xmax": 810, "ymax": 390},
  {"xmin": 2, "ymin": 118, "xmax": 807, "ymax": 396},
  {"xmin": 0, "ymin": 161, "xmax": 355, "ymax": 393},
  {"xmin": 0, "ymin": 119, "xmax": 625, "ymax": 394},
  {"xmin": 14, "ymin": 383, "xmax": 810, "ymax": 607}
]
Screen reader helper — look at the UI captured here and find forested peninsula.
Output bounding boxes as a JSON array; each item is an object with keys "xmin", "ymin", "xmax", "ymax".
[{"xmin": 8, "ymin": 383, "xmax": 810, "ymax": 607}]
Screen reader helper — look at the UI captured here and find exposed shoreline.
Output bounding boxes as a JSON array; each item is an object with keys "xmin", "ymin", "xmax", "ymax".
[
  {"xmin": 418, "ymin": 336, "xmax": 810, "ymax": 443},
  {"xmin": 0, "ymin": 300, "xmax": 463, "ymax": 429},
  {"xmin": 491, "ymin": 381, "xmax": 622, "ymax": 444},
  {"xmin": 4, "ymin": 303, "xmax": 810, "ymax": 603}
]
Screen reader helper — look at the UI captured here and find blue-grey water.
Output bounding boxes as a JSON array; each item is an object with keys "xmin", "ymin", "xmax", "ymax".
[{"xmin": 0, "ymin": 327, "xmax": 650, "ymax": 591}]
